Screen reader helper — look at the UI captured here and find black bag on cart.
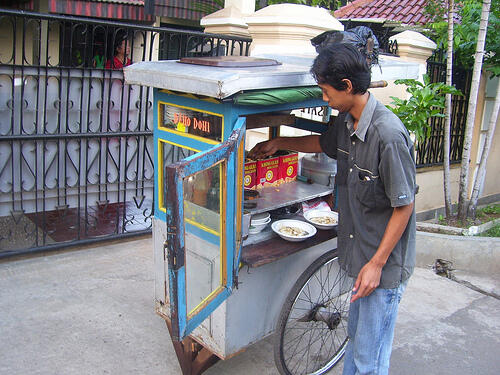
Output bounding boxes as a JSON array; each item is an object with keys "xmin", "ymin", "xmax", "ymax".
[{"xmin": 310, "ymin": 26, "xmax": 379, "ymax": 66}]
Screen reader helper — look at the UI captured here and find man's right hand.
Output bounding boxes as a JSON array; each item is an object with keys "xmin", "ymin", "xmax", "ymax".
[
  {"xmin": 248, "ymin": 135, "xmax": 322, "ymax": 160},
  {"xmin": 248, "ymin": 138, "xmax": 281, "ymax": 160}
]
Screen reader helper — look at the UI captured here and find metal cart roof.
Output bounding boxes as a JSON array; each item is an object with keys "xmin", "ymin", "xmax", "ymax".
[{"xmin": 124, "ymin": 54, "xmax": 420, "ymax": 100}]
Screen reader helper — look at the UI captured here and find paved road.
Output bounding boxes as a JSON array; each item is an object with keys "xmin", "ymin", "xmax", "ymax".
[{"xmin": 0, "ymin": 237, "xmax": 499, "ymax": 375}]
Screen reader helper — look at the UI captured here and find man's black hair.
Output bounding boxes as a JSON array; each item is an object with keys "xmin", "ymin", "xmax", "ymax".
[{"xmin": 311, "ymin": 43, "xmax": 371, "ymax": 95}]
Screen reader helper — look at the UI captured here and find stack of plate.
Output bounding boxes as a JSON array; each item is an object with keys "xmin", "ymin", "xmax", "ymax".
[{"xmin": 249, "ymin": 212, "xmax": 271, "ymax": 235}]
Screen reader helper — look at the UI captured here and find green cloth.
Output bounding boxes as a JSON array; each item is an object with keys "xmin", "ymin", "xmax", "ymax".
[{"xmin": 233, "ymin": 86, "xmax": 322, "ymax": 106}]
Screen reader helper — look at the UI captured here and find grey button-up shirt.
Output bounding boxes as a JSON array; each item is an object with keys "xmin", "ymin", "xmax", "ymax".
[{"xmin": 319, "ymin": 93, "xmax": 416, "ymax": 289}]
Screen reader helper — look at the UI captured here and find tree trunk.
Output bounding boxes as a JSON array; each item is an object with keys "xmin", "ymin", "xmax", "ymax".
[
  {"xmin": 457, "ymin": 0, "xmax": 491, "ymax": 221},
  {"xmin": 443, "ymin": 0, "xmax": 454, "ymax": 218},
  {"xmin": 468, "ymin": 78, "xmax": 500, "ymax": 218}
]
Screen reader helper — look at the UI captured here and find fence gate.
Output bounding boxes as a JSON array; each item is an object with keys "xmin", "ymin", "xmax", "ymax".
[
  {"xmin": 0, "ymin": 9, "xmax": 251, "ymax": 257},
  {"xmin": 417, "ymin": 49, "xmax": 472, "ymax": 168}
]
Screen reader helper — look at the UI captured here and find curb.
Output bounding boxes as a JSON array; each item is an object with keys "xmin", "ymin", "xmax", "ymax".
[
  {"xmin": 417, "ymin": 218, "xmax": 500, "ymax": 236},
  {"xmin": 416, "ymin": 230, "xmax": 500, "ymax": 275}
]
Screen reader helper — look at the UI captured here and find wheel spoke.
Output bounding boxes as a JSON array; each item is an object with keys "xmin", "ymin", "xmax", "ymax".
[{"xmin": 277, "ymin": 252, "xmax": 351, "ymax": 375}]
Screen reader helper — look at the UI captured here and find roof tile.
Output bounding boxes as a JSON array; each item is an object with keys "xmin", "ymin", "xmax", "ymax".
[
  {"xmin": 413, "ymin": 13, "xmax": 423, "ymax": 23},
  {"xmin": 404, "ymin": 13, "xmax": 414, "ymax": 23},
  {"xmin": 334, "ymin": 0, "xmax": 430, "ymax": 25}
]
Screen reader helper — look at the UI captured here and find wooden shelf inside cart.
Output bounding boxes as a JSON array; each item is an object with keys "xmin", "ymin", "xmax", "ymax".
[{"xmin": 241, "ymin": 227, "xmax": 337, "ymax": 268}]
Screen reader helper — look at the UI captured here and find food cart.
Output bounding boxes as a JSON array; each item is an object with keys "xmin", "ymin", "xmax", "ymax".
[{"xmin": 124, "ymin": 54, "xmax": 419, "ymax": 375}]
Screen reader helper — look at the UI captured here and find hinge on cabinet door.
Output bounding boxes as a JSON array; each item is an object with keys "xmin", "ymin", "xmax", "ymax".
[{"xmin": 164, "ymin": 240, "xmax": 180, "ymax": 271}]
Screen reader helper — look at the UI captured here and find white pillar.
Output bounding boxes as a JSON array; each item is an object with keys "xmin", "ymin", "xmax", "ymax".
[
  {"xmin": 225, "ymin": 0, "xmax": 255, "ymax": 15},
  {"xmin": 201, "ymin": 0, "xmax": 255, "ymax": 37},
  {"xmin": 245, "ymin": 4, "xmax": 343, "ymax": 56},
  {"xmin": 389, "ymin": 30, "xmax": 437, "ymax": 81}
]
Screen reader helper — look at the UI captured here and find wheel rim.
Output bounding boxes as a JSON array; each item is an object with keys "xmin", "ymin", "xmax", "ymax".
[{"xmin": 280, "ymin": 257, "xmax": 352, "ymax": 375}]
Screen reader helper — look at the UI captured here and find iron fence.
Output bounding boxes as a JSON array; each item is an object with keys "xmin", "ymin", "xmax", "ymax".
[
  {"xmin": 0, "ymin": 9, "xmax": 251, "ymax": 257},
  {"xmin": 416, "ymin": 49, "xmax": 472, "ymax": 167}
]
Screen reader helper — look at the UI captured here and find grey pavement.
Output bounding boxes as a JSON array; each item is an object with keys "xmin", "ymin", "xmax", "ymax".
[{"xmin": 1, "ymin": 236, "xmax": 499, "ymax": 375}]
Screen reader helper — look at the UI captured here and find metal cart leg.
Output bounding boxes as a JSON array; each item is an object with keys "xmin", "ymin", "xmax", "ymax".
[{"xmin": 165, "ymin": 319, "xmax": 220, "ymax": 375}]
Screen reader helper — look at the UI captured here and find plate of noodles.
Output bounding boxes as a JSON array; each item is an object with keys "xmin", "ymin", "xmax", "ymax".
[
  {"xmin": 271, "ymin": 219, "xmax": 317, "ymax": 242},
  {"xmin": 303, "ymin": 210, "xmax": 338, "ymax": 230}
]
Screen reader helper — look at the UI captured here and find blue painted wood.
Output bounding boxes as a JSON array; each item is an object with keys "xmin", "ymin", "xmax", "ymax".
[
  {"xmin": 153, "ymin": 104, "xmax": 164, "ymax": 222},
  {"xmin": 228, "ymin": 118, "xmax": 246, "ymax": 279},
  {"xmin": 166, "ymin": 118, "xmax": 245, "ymax": 341},
  {"xmin": 185, "ymin": 288, "xmax": 232, "ymax": 336},
  {"xmin": 174, "ymin": 170, "xmax": 187, "ymax": 339},
  {"xmin": 156, "ymin": 128, "xmax": 215, "ymax": 153}
]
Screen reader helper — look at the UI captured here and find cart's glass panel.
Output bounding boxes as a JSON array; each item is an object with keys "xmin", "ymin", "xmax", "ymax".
[
  {"xmin": 159, "ymin": 103, "xmax": 223, "ymax": 142},
  {"xmin": 159, "ymin": 141, "xmax": 196, "ymax": 211},
  {"xmin": 183, "ymin": 161, "xmax": 225, "ymax": 316}
]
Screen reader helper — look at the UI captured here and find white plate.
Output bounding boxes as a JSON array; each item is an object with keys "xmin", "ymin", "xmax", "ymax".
[
  {"xmin": 303, "ymin": 210, "xmax": 338, "ymax": 230},
  {"xmin": 271, "ymin": 219, "xmax": 316, "ymax": 242},
  {"xmin": 251, "ymin": 212, "xmax": 271, "ymax": 225},
  {"xmin": 248, "ymin": 217, "xmax": 271, "ymax": 234}
]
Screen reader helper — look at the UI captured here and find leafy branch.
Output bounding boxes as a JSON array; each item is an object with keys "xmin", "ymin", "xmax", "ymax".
[
  {"xmin": 424, "ymin": 0, "xmax": 500, "ymax": 76},
  {"xmin": 387, "ymin": 74, "xmax": 463, "ymax": 142}
]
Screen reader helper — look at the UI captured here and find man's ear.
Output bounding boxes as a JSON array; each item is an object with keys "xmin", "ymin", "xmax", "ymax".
[{"xmin": 342, "ymin": 79, "xmax": 353, "ymax": 93}]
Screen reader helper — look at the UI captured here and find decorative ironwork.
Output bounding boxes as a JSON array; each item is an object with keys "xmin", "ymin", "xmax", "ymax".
[
  {"xmin": 0, "ymin": 9, "xmax": 251, "ymax": 257},
  {"xmin": 387, "ymin": 39, "xmax": 398, "ymax": 56},
  {"xmin": 416, "ymin": 49, "xmax": 472, "ymax": 168}
]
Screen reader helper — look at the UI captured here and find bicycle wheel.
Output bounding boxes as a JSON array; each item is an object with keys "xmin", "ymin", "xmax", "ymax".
[{"xmin": 274, "ymin": 249, "xmax": 352, "ymax": 375}]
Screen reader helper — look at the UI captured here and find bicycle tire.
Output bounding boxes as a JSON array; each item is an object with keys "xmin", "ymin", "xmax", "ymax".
[{"xmin": 274, "ymin": 249, "xmax": 352, "ymax": 375}]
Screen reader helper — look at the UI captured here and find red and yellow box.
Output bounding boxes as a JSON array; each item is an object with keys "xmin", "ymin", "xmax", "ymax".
[
  {"xmin": 279, "ymin": 151, "xmax": 298, "ymax": 184},
  {"xmin": 244, "ymin": 160, "xmax": 257, "ymax": 190},
  {"xmin": 256, "ymin": 156, "xmax": 280, "ymax": 189}
]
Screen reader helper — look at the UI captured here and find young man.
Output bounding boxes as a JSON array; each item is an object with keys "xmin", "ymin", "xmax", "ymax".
[{"xmin": 249, "ymin": 43, "xmax": 416, "ymax": 375}]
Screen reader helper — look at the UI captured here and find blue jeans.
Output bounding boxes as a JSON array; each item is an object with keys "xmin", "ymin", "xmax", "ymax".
[{"xmin": 342, "ymin": 280, "xmax": 408, "ymax": 375}]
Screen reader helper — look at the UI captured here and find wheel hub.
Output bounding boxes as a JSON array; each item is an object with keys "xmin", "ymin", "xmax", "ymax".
[{"xmin": 297, "ymin": 304, "xmax": 342, "ymax": 330}]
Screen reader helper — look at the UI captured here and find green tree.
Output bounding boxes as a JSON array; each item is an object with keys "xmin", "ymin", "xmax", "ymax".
[
  {"xmin": 457, "ymin": 0, "xmax": 492, "ymax": 221},
  {"xmin": 443, "ymin": 0, "xmax": 455, "ymax": 218},
  {"xmin": 425, "ymin": 0, "xmax": 500, "ymax": 76},
  {"xmin": 387, "ymin": 75, "xmax": 462, "ymax": 143},
  {"xmin": 425, "ymin": 0, "xmax": 499, "ymax": 222}
]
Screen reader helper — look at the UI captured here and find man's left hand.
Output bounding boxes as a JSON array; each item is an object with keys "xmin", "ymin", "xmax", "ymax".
[{"xmin": 351, "ymin": 261, "xmax": 383, "ymax": 303}]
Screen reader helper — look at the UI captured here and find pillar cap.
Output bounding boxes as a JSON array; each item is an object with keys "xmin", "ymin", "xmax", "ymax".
[
  {"xmin": 389, "ymin": 30, "xmax": 437, "ymax": 50},
  {"xmin": 245, "ymin": 4, "xmax": 343, "ymax": 56},
  {"xmin": 201, "ymin": 6, "xmax": 248, "ymax": 29},
  {"xmin": 245, "ymin": 4, "xmax": 343, "ymax": 30}
]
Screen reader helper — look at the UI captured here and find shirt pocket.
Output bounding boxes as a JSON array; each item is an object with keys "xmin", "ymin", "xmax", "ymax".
[
  {"xmin": 355, "ymin": 178, "xmax": 376, "ymax": 208},
  {"xmin": 355, "ymin": 172, "xmax": 389, "ymax": 208}
]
